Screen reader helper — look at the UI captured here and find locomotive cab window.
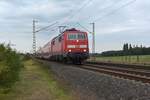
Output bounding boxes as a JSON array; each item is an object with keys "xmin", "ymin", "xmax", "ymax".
[
  {"xmin": 78, "ymin": 33, "xmax": 86, "ymax": 40},
  {"xmin": 68, "ymin": 33, "xmax": 86, "ymax": 40},
  {"xmin": 68, "ymin": 34, "xmax": 77, "ymax": 40}
]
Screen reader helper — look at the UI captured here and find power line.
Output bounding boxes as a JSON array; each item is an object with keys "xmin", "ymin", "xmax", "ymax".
[
  {"xmin": 51, "ymin": 27, "xmax": 58, "ymax": 33},
  {"xmin": 95, "ymin": 0, "xmax": 124, "ymax": 15},
  {"xmin": 77, "ymin": 1, "xmax": 121, "ymax": 30},
  {"xmin": 93, "ymin": 0, "xmax": 136, "ymax": 22},
  {"xmin": 76, "ymin": 0, "xmax": 94, "ymax": 14},
  {"xmin": 76, "ymin": 0, "xmax": 125, "ymax": 30},
  {"xmin": 35, "ymin": 22, "xmax": 58, "ymax": 33},
  {"xmin": 69, "ymin": 0, "xmax": 122, "ymax": 25},
  {"xmin": 65, "ymin": 0, "xmax": 124, "ymax": 27},
  {"xmin": 61, "ymin": 0, "xmax": 95, "ymax": 25},
  {"xmin": 42, "ymin": 25, "xmax": 58, "ymax": 31},
  {"xmin": 76, "ymin": 22, "xmax": 91, "ymax": 33}
]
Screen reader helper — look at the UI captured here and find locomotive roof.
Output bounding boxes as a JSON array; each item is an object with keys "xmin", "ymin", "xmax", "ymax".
[
  {"xmin": 51, "ymin": 28, "xmax": 85, "ymax": 41},
  {"xmin": 64, "ymin": 28, "xmax": 82, "ymax": 32}
]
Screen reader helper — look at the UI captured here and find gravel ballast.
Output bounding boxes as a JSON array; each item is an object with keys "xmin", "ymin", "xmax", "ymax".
[{"xmin": 43, "ymin": 61, "xmax": 150, "ymax": 100}]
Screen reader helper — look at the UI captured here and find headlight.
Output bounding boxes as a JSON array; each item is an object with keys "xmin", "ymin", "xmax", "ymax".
[
  {"xmin": 69, "ymin": 49, "xmax": 72, "ymax": 52},
  {"xmin": 83, "ymin": 49, "xmax": 87, "ymax": 52}
]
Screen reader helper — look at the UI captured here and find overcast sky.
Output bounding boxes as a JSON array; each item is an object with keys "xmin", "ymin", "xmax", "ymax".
[{"xmin": 0, "ymin": 0, "xmax": 150, "ymax": 53}]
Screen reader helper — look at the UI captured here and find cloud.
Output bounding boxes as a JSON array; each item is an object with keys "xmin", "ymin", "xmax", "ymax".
[{"xmin": 0, "ymin": 0, "xmax": 150, "ymax": 53}]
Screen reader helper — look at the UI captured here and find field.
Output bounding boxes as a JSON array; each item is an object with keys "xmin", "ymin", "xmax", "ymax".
[{"xmin": 89, "ymin": 55, "xmax": 150, "ymax": 65}]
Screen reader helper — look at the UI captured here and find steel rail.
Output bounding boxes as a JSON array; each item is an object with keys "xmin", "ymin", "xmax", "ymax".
[
  {"xmin": 76, "ymin": 64, "xmax": 150, "ymax": 83},
  {"xmin": 85, "ymin": 64, "xmax": 150, "ymax": 77}
]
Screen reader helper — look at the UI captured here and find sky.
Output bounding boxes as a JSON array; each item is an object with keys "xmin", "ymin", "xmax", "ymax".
[{"xmin": 0, "ymin": 0, "xmax": 150, "ymax": 53}]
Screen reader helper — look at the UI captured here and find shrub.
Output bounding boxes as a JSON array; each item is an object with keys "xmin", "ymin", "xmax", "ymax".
[{"xmin": 0, "ymin": 44, "xmax": 23, "ymax": 88}]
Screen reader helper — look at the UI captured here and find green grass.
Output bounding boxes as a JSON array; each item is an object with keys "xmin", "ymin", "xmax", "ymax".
[
  {"xmin": 89, "ymin": 55, "xmax": 150, "ymax": 65},
  {"xmin": 0, "ymin": 59, "xmax": 74, "ymax": 100}
]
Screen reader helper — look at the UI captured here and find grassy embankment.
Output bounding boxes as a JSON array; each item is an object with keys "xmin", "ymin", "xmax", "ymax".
[
  {"xmin": 0, "ymin": 58, "xmax": 74, "ymax": 100},
  {"xmin": 89, "ymin": 55, "xmax": 150, "ymax": 65},
  {"xmin": 0, "ymin": 44, "xmax": 74, "ymax": 100}
]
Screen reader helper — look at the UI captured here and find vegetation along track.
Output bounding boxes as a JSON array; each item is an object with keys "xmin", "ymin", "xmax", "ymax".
[{"xmin": 76, "ymin": 63, "xmax": 150, "ymax": 84}]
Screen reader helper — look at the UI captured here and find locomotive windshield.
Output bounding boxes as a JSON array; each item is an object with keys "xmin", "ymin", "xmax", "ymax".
[
  {"xmin": 68, "ymin": 33, "xmax": 86, "ymax": 40},
  {"xmin": 68, "ymin": 34, "xmax": 77, "ymax": 40}
]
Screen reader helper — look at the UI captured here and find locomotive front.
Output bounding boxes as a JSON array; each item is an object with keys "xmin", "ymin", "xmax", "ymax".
[{"xmin": 64, "ymin": 29, "xmax": 89, "ymax": 64}]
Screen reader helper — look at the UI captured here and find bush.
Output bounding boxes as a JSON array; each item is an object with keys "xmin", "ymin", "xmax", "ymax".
[{"xmin": 0, "ymin": 44, "xmax": 23, "ymax": 88}]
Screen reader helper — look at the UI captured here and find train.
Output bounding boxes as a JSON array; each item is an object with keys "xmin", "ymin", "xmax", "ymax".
[{"xmin": 37, "ymin": 28, "xmax": 89, "ymax": 64}]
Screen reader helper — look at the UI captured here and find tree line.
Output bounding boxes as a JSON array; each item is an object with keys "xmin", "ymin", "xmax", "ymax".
[{"xmin": 101, "ymin": 43, "xmax": 150, "ymax": 56}]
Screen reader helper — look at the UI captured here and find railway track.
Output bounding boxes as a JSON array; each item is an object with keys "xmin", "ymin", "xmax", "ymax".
[
  {"xmin": 76, "ymin": 64, "xmax": 150, "ymax": 84},
  {"xmin": 37, "ymin": 59, "xmax": 150, "ymax": 83}
]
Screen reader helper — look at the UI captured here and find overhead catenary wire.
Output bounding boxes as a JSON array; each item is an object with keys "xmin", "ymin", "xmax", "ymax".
[
  {"xmin": 51, "ymin": 27, "xmax": 59, "ymax": 33},
  {"xmin": 75, "ymin": 0, "xmax": 135, "ymax": 31},
  {"xmin": 75, "ymin": 0, "xmax": 125, "ymax": 27},
  {"xmin": 69, "ymin": 0, "xmax": 131, "ymax": 29},
  {"xmin": 42, "ymin": 24, "xmax": 59, "ymax": 32},
  {"xmin": 61, "ymin": 0, "xmax": 95, "ymax": 25},
  {"xmin": 76, "ymin": 22, "xmax": 91, "ymax": 33},
  {"xmin": 75, "ymin": 0, "xmax": 94, "ymax": 15},
  {"xmin": 35, "ymin": 22, "xmax": 58, "ymax": 33},
  {"xmin": 93, "ymin": 0, "xmax": 136, "ymax": 22},
  {"xmin": 93, "ymin": 0, "xmax": 124, "ymax": 17},
  {"xmin": 66, "ymin": 0, "xmax": 123, "ymax": 26}
]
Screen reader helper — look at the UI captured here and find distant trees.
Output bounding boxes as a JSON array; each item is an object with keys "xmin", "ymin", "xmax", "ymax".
[{"xmin": 101, "ymin": 43, "xmax": 150, "ymax": 56}]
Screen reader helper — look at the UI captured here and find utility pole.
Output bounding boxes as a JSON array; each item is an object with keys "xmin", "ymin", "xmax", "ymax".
[
  {"xmin": 32, "ymin": 20, "xmax": 57, "ymax": 54},
  {"xmin": 90, "ymin": 22, "xmax": 95, "ymax": 61},
  {"xmin": 32, "ymin": 20, "xmax": 37, "ymax": 54}
]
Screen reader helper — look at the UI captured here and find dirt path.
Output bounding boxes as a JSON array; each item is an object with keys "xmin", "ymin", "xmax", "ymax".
[{"xmin": 0, "ymin": 59, "xmax": 74, "ymax": 100}]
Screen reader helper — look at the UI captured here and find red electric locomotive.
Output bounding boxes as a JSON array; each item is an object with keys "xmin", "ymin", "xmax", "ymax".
[{"xmin": 38, "ymin": 28, "xmax": 89, "ymax": 64}]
